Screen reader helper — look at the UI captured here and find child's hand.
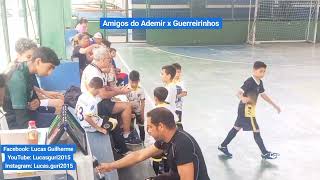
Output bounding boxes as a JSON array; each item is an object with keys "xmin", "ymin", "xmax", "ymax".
[
  {"xmin": 241, "ymin": 97, "xmax": 250, "ymax": 104},
  {"xmin": 97, "ymin": 163, "xmax": 113, "ymax": 173},
  {"xmin": 28, "ymin": 99, "xmax": 40, "ymax": 111},
  {"xmin": 45, "ymin": 91, "xmax": 64, "ymax": 99},
  {"xmin": 120, "ymin": 86, "xmax": 131, "ymax": 94},
  {"xmin": 274, "ymin": 105, "xmax": 281, "ymax": 114},
  {"xmin": 97, "ymin": 127, "xmax": 107, "ymax": 134},
  {"xmin": 131, "ymin": 114, "xmax": 136, "ymax": 119}
]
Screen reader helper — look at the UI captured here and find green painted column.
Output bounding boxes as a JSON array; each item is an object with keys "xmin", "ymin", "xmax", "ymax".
[
  {"xmin": 37, "ymin": 0, "xmax": 71, "ymax": 59},
  {"xmin": 63, "ymin": 0, "xmax": 72, "ymax": 28},
  {"xmin": 21, "ymin": 0, "xmax": 29, "ymax": 38}
]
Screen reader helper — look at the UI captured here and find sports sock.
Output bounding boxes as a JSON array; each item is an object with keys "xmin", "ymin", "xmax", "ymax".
[{"xmin": 253, "ymin": 132, "xmax": 268, "ymax": 154}]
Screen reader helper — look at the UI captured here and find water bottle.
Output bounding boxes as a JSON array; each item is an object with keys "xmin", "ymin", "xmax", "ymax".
[{"xmin": 27, "ymin": 120, "xmax": 39, "ymax": 144}]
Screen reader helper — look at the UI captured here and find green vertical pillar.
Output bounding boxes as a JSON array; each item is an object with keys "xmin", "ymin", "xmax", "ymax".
[
  {"xmin": 37, "ymin": 0, "xmax": 71, "ymax": 59},
  {"xmin": 63, "ymin": 0, "xmax": 72, "ymax": 28},
  {"xmin": 21, "ymin": 0, "xmax": 29, "ymax": 38}
]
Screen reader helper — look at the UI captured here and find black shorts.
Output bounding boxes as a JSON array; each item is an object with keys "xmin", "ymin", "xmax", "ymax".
[
  {"xmin": 175, "ymin": 110, "xmax": 182, "ymax": 122},
  {"xmin": 235, "ymin": 103, "xmax": 259, "ymax": 131},
  {"xmin": 97, "ymin": 99, "xmax": 115, "ymax": 118},
  {"xmin": 133, "ymin": 112, "xmax": 144, "ymax": 126},
  {"xmin": 234, "ymin": 116, "xmax": 259, "ymax": 131}
]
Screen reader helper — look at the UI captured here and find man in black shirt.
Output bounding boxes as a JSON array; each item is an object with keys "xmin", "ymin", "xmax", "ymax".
[
  {"xmin": 98, "ymin": 107, "xmax": 210, "ymax": 180},
  {"xmin": 3, "ymin": 47, "xmax": 60, "ymax": 129}
]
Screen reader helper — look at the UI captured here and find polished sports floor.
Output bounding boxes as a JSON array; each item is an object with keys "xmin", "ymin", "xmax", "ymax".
[{"xmin": 114, "ymin": 43, "xmax": 320, "ymax": 180}]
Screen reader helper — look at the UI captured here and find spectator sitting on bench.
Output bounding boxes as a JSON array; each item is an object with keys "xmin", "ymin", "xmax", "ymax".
[
  {"xmin": 81, "ymin": 46, "xmax": 141, "ymax": 145},
  {"xmin": 76, "ymin": 77, "xmax": 131, "ymax": 156},
  {"xmin": 15, "ymin": 38, "xmax": 64, "ymax": 114},
  {"xmin": 3, "ymin": 47, "xmax": 60, "ymax": 129},
  {"xmin": 76, "ymin": 77, "xmax": 115, "ymax": 134}
]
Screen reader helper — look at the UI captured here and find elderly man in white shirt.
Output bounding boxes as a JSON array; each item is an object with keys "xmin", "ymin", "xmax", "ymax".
[{"xmin": 81, "ymin": 46, "xmax": 141, "ymax": 145}]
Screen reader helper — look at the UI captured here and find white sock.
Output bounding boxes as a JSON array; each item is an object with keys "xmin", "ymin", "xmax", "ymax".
[{"xmin": 123, "ymin": 132, "xmax": 130, "ymax": 138}]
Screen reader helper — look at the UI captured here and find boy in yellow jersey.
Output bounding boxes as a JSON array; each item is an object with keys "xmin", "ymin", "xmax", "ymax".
[
  {"xmin": 151, "ymin": 87, "xmax": 178, "ymax": 175},
  {"xmin": 126, "ymin": 70, "xmax": 145, "ymax": 144}
]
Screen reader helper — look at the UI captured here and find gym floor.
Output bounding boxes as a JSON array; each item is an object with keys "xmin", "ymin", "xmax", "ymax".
[{"xmin": 114, "ymin": 43, "xmax": 320, "ymax": 180}]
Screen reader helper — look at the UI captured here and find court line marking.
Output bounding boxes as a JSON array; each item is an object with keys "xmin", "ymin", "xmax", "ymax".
[
  {"xmin": 119, "ymin": 46, "xmax": 318, "ymax": 68},
  {"xmin": 153, "ymin": 47, "xmax": 251, "ymax": 65},
  {"xmin": 152, "ymin": 47, "xmax": 317, "ymax": 67}
]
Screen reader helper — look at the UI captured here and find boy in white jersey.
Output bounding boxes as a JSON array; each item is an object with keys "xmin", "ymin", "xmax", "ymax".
[
  {"xmin": 126, "ymin": 70, "xmax": 146, "ymax": 143},
  {"xmin": 172, "ymin": 63, "xmax": 187, "ymax": 130},
  {"xmin": 76, "ymin": 77, "xmax": 131, "ymax": 155},
  {"xmin": 76, "ymin": 77, "xmax": 117, "ymax": 133},
  {"xmin": 160, "ymin": 65, "xmax": 177, "ymax": 113}
]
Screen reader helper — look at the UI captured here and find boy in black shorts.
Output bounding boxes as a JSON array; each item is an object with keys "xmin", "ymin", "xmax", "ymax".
[
  {"xmin": 76, "ymin": 77, "xmax": 130, "ymax": 155},
  {"xmin": 126, "ymin": 70, "xmax": 146, "ymax": 144},
  {"xmin": 218, "ymin": 61, "xmax": 281, "ymax": 159}
]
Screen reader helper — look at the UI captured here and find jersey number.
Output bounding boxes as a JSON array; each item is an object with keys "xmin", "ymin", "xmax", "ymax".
[{"xmin": 77, "ymin": 106, "xmax": 84, "ymax": 121}]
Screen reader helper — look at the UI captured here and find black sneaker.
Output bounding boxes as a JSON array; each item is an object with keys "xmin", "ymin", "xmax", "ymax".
[
  {"xmin": 124, "ymin": 133, "xmax": 142, "ymax": 145},
  {"xmin": 218, "ymin": 145, "xmax": 233, "ymax": 158},
  {"xmin": 261, "ymin": 152, "xmax": 279, "ymax": 159},
  {"xmin": 131, "ymin": 129, "xmax": 140, "ymax": 137}
]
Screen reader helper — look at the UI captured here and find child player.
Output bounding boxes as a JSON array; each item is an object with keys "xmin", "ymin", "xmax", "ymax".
[
  {"xmin": 172, "ymin": 63, "xmax": 187, "ymax": 129},
  {"xmin": 76, "ymin": 77, "xmax": 117, "ymax": 134},
  {"xmin": 218, "ymin": 61, "xmax": 281, "ymax": 159},
  {"xmin": 126, "ymin": 70, "xmax": 146, "ymax": 144},
  {"xmin": 76, "ymin": 77, "xmax": 131, "ymax": 155}
]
